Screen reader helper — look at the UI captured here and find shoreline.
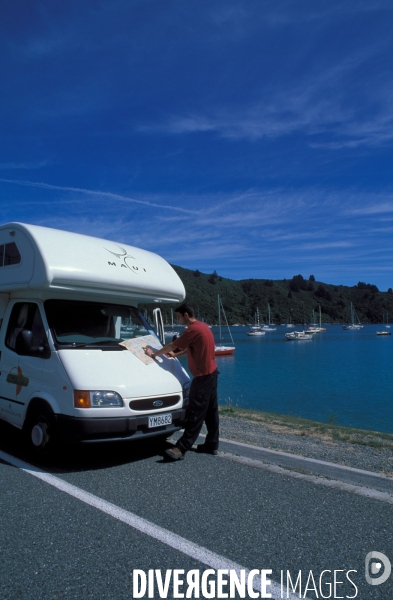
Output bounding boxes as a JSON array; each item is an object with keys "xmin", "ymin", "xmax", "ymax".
[{"xmin": 215, "ymin": 406, "xmax": 393, "ymax": 477}]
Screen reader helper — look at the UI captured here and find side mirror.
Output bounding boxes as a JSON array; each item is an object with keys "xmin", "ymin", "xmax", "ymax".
[
  {"xmin": 15, "ymin": 330, "xmax": 50, "ymax": 358},
  {"xmin": 16, "ymin": 330, "xmax": 34, "ymax": 354},
  {"xmin": 153, "ymin": 307, "xmax": 165, "ymax": 345}
]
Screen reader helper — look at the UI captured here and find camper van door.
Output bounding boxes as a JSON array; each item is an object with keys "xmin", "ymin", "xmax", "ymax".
[{"xmin": 0, "ymin": 301, "xmax": 49, "ymax": 427}]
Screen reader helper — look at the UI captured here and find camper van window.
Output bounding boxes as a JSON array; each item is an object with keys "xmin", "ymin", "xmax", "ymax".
[
  {"xmin": 44, "ymin": 300, "xmax": 155, "ymax": 349},
  {"xmin": 0, "ymin": 242, "xmax": 21, "ymax": 267},
  {"xmin": 5, "ymin": 302, "xmax": 50, "ymax": 359}
]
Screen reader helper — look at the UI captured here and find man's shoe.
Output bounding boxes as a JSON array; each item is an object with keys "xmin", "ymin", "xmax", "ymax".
[
  {"xmin": 196, "ymin": 444, "xmax": 218, "ymax": 455},
  {"xmin": 164, "ymin": 447, "xmax": 185, "ymax": 461}
]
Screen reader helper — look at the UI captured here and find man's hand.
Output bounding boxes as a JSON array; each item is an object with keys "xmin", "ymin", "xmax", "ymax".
[
  {"xmin": 144, "ymin": 340, "xmax": 181, "ymax": 360},
  {"xmin": 144, "ymin": 346, "xmax": 155, "ymax": 358}
]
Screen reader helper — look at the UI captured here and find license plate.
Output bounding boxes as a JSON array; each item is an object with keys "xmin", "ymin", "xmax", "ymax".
[{"xmin": 148, "ymin": 413, "xmax": 172, "ymax": 428}]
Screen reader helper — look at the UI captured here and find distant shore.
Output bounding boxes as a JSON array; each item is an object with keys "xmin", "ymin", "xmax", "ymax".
[{"xmin": 214, "ymin": 406, "xmax": 393, "ymax": 476}]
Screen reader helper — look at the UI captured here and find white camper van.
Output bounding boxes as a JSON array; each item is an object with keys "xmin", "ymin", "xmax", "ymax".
[{"xmin": 0, "ymin": 223, "xmax": 190, "ymax": 455}]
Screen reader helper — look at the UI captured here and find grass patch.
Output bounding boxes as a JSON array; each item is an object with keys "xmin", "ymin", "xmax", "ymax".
[
  {"xmin": 219, "ymin": 406, "xmax": 238, "ymax": 416},
  {"xmin": 218, "ymin": 405, "xmax": 393, "ymax": 450}
]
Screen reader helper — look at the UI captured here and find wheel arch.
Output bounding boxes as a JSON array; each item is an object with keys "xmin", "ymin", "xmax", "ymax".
[{"xmin": 24, "ymin": 393, "xmax": 62, "ymax": 423}]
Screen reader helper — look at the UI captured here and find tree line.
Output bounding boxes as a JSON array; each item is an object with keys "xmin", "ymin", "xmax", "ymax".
[{"xmin": 142, "ymin": 267, "xmax": 393, "ymax": 326}]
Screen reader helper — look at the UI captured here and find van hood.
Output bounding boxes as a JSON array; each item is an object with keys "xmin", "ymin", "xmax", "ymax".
[{"xmin": 58, "ymin": 347, "xmax": 189, "ymax": 399}]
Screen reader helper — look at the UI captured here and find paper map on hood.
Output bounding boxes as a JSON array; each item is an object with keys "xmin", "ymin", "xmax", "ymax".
[{"xmin": 119, "ymin": 334, "xmax": 163, "ymax": 365}]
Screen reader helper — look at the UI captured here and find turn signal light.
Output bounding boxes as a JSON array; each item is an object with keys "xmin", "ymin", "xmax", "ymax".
[{"xmin": 74, "ymin": 390, "xmax": 91, "ymax": 408}]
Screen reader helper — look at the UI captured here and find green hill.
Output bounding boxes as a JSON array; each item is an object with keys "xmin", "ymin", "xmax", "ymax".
[{"xmin": 143, "ymin": 267, "xmax": 393, "ymax": 326}]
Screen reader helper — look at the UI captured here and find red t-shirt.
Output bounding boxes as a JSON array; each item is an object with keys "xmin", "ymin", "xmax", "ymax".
[{"xmin": 174, "ymin": 320, "xmax": 217, "ymax": 377}]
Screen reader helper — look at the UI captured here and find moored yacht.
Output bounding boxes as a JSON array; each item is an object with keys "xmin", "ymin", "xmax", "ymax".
[
  {"xmin": 285, "ymin": 330, "xmax": 313, "ymax": 340},
  {"xmin": 342, "ymin": 303, "xmax": 363, "ymax": 330}
]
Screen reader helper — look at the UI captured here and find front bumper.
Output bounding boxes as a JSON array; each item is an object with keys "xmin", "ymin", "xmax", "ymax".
[{"xmin": 56, "ymin": 408, "xmax": 186, "ymax": 443}]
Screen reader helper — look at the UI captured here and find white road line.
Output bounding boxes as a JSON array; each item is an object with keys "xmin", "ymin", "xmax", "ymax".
[
  {"xmin": 0, "ymin": 449, "xmax": 301, "ymax": 600},
  {"xmin": 205, "ymin": 434, "xmax": 393, "ymax": 481},
  {"xmin": 219, "ymin": 452, "xmax": 393, "ymax": 505}
]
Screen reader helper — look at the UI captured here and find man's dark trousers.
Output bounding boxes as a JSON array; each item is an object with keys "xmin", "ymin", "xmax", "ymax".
[{"xmin": 176, "ymin": 369, "xmax": 219, "ymax": 453}]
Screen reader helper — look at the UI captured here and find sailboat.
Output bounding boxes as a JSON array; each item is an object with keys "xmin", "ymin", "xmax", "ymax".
[
  {"xmin": 247, "ymin": 307, "xmax": 265, "ymax": 336},
  {"xmin": 286, "ymin": 314, "xmax": 294, "ymax": 328},
  {"xmin": 164, "ymin": 308, "xmax": 178, "ymax": 338},
  {"xmin": 261, "ymin": 303, "xmax": 276, "ymax": 331},
  {"xmin": 285, "ymin": 329, "xmax": 313, "ymax": 340},
  {"xmin": 215, "ymin": 295, "xmax": 235, "ymax": 355},
  {"xmin": 342, "ymin": 303, "xmax": 363, "ymax": 330},
  {"xmin": 305, "ymin": 305, "xmax": 326, "ymax": 334},
  {"xmin": 250, "ymin": 307, "xmax": 262, "ymax": 330}
]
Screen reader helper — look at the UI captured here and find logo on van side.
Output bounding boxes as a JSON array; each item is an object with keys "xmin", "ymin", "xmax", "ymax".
[
  {"xmin": 105, "ymin": 246, "xmax": 147, "ymax": 274},
  {"xmin": 6, "ymin": 366, "xmax": 29, "ymax": 396}
]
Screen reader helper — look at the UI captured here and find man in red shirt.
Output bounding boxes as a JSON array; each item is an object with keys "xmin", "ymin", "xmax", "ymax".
[{"xmin": 145, "ymin": 303, "xmax": 219, "ymax": 461}]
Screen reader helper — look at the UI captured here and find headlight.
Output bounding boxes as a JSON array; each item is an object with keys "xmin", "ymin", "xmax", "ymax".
[
  {"xmin": 74, "ymin": 390, "xmax": 123, "ymax": 408},
  {"xmin": 91, "ymin": 391, "xmax": 123, "ymax": 407}
]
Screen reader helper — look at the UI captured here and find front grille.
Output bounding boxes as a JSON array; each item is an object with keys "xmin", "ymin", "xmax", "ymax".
[{"xmin": 129, "ymin": 395, "xmax": 181, "ymax": 411}]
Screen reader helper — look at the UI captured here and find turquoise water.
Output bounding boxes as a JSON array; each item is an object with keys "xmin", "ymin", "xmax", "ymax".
[{"xmin": 209, "ymin": 325, "xmax": 393, "ymax": 434}]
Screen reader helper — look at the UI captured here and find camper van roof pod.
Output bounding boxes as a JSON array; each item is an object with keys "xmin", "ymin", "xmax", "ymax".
[{"xmin": 0, "ymin": 223, "xmax": 185, "ymax": 303}]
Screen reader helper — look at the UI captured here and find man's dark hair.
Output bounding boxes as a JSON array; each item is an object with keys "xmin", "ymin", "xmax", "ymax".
[{"xmin": 175, "ymin": 303, "xmax": 195, "ymax": 318}]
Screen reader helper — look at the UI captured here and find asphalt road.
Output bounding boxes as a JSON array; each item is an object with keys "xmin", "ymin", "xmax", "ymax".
[{"xmin": 0, "ymin": 421, "xmax": 392, "ymax": 600}]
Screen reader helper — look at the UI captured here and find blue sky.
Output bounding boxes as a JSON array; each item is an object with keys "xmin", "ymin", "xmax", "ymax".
[{"xmin": 1, "ymin": 0, "xmax": 393, "ymax": 290}]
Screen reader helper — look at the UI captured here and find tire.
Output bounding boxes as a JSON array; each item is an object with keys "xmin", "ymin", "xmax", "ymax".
[{"xmin": 24, "ymin": 402, "xmax": 57, "ymax": 457}]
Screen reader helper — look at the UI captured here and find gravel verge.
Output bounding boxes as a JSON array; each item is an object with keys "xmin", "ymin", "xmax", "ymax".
[{"xmin": 211, "ymin": 408, "xmax": 393, "ymax": 477}]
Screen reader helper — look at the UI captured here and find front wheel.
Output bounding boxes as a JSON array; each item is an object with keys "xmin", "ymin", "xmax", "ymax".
[{"xmin": 24, "ymin": 403, "xmax": 57, "ymax": 457}]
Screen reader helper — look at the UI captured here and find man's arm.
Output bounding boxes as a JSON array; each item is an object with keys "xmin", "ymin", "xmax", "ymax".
[
  {"xmin": 169, "ymin": 348, "xmax": 188, "ymax": 357},
  {"xmin": 145, "ymin": 340, "xmax": 180, "ymax": 359}
]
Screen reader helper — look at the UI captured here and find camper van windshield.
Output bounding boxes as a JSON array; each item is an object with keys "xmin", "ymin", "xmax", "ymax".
[{"xmin": 44, "ymin": 300, "xmax": 155, "ymax": 348}]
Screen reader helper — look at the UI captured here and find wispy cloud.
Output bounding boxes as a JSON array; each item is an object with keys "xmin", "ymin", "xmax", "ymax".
[
  {"xmin": 0, "ymin": 161, "xmax": 49, "ymax": 170},
  {"xmin": 1, "ymin": 0, "xmax": 393, "ymax": 290},
  {"xmin": 1, "ymin": 176, "xmax": 393, "ymax": 288},
  {"xmin": 0, "ymin": 178, "xmax": 311, "ymax": 225},
  {"xmin": 138, "ymin": 35, "xmax": 393, "ymax": 148},
  {"xmin": 144, "ymin": 90, "xmax": 393, "ymax": 149},
  {"xmin": 0, "ymin": 178, "xmax": 200, "ymax": 215},
  {"xmin": 344, "ymin": 201, "xmax": 393, "ymax": 215},
  {"xmin": 297, "ymin": 241, "xmax": 353, "ymax": 250}
]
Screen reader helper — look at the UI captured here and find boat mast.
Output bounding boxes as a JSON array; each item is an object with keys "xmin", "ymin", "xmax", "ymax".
[
  {"xmin": 218, "ymin": 295, "xmax": 222, "ymax": 342},
  {"xmin": 218, "ymin": 295, "xmax": 235, "ymax": 346}
]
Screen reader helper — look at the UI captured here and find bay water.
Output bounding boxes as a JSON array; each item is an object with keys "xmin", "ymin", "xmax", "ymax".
[{"xmin": 204, "ymin": 325, "xmax": 392, "ymax": 434}]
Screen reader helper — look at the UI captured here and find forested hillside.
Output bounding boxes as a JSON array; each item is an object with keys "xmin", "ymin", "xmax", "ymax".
[{"xmin": 144, "ymin": 266, "xmax": 393, "ymax": 326}]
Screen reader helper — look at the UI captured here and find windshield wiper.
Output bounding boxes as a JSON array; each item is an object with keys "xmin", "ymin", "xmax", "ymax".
[{"xmin": 64, "ymin": 340, "xmax": 126, "ymax": 349}]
